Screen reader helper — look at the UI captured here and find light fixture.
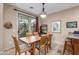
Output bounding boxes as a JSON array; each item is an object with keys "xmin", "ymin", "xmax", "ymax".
[{"xmin": 40, "ymin": 3, "xmax": 46, "ymax": 19}]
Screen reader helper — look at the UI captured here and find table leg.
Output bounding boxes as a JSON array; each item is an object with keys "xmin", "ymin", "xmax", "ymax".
[
  {"xmin": 49, "ymin": 39, "xmax": 52, "ymax": 49},
  {"xmin": 31, "ymin": 43, "xmax": 35, "ymax": 55}
]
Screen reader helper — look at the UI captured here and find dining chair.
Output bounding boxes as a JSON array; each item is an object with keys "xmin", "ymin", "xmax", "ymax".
[
  {"xmin": 36, "ymin": 35, "xmax": 48, "ymax": 55},
  {"xmin": 26, "ymin": 32, "xmax": 32, "ymax": 37},
  {"xmin": 33, "ymin": 32, "xmax": 39, "ymax": 36},
  {"xmin": 47, "ymin": 34, "xmax": 52, "ymax": 48},
  {"xmin": 63, "ymin": 38, "xmax": 73, "ymax": 55},
  {"xmin": 12, "ymin": 35, "xmax": 31, "ymax": 55}
]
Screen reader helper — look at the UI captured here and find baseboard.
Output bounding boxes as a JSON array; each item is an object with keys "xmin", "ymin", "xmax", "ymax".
[{"xmin": 3, "ymin": 47, "xmax": 15, "ymax": 51}]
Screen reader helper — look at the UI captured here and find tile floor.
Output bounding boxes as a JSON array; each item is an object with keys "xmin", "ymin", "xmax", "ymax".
[{"xmin": 0, "ymin": 39, "xmax": 64, "ymax": 55}]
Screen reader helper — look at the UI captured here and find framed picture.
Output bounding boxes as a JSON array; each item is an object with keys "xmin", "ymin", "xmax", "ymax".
[
  {"xmin": 40, "ymin": 24, "xmax": 48, "ymax": 34},
  {"xmin": 66, "ymin": 21, "xmax": 77, "ymax": 28},
  {"xmin": 52, "ymin": 21, "xmax": 60, "ymax": 32}
]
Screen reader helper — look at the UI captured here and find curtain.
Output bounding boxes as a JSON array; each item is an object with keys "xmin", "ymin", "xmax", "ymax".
[{"xmin": 35, "ymin": 16, "xmax": 39, "ymax": 33}]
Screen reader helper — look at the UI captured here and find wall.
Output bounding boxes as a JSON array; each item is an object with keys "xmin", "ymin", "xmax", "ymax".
[
  {"xmin": 0, "ymin": 3, "xmax": 4, "ymax": 50},
  {"xmin": 3, "ymin": 4, "xmax": 18, "ymax": 50},
  {"xmin": 3, "ymin": 4, "xmax": 39, "ymax": 50},
  {"xmin": 41, "ymin": 6, "xmax": 79, "ymax": 45}
]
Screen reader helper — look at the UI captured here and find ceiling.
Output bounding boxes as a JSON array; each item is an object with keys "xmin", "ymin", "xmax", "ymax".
[{"xmin": 9, "ymin": 3, "xmax": 79, "ymax": 16}]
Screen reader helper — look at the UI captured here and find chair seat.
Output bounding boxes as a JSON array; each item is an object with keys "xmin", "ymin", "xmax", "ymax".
[{"xmin": 20, "ymin": 44, "xmax": 31, "ymax": 53}]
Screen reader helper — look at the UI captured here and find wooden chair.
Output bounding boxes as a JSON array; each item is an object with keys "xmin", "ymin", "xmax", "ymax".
[
  {"xmin": 33, "ymin": 32, "xmax": 39, "ymax": 36},
  {"xmin": 63, "ymin": 38, "xmax": 73, "ymax": 55},
  {"xmin": 26, "ymin": 32, "xmax": 32, "ymax": 37},
  {"xmin": 46, "ymin": 33, "xmax": 52, "ymax": 53},
  {"xmin": 47, "ymin": 33, "xmax": 52, "ymax": 48},
  {"xmin": 36, "ymin": 35, "xmax": 48, "ymax": 55},
  {"xmin": 12, "ymin": 35, "xmax": 31, "ymax": 55}
]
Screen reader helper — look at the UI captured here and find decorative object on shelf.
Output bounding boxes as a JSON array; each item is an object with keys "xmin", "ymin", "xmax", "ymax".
[
  {"xmin": 52, "ymin": 21, "xmax": 60, "ymax": 32},
  {"xmin": 66, "ymin": 21, "xmax": 77, "ymax": 28},
  {"xmin": 4, "ymin": 21, "xmax": 12, "ymax": 29},
  {"xmin": 40, "ymin": 3, "xmax": 46, "ymax": 19},
  {"xmin": 40, "ymin": 24, "xmax": 48, "ymax": 34}
]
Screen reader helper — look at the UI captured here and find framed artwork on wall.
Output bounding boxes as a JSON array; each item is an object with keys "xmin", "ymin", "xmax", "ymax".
[
  {"xmin": 66, "ymin": 21, "xmax": 77, "ymax": 28},
  {"xmin": 52, "ymin": 21, "xmax": 60, "ymax": 32},
  {"xmin": 40, "ymin": 24, "xmax": 48, "ymax": 34}
]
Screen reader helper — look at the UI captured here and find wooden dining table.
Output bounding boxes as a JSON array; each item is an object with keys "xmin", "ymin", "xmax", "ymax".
[{"xmin": 19, "ymin": 36, "xmax": 41, "ymax": 55}]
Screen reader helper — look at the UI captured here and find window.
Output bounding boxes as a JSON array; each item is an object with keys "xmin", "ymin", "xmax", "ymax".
[{"xmin": 18, "ymin": 13, "xmax": 36, "ymax": 38}]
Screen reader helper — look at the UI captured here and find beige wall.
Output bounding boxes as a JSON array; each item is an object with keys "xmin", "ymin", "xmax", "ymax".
[
  {"xmin": 0, "ymin": 3, "xmax": 4, "ymax": 50},
  {"xmin": 3, "ymin": 4, "xmax": 38, "ymax": 50},
  {"xmin": 3, "ymin": 4, "xmax": 18, "ymax": 50},
  {"xmin": 41, "ymin": 6, "xmax": 79, "ymax": 45}
]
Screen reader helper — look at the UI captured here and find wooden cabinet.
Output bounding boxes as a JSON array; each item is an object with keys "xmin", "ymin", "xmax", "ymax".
[{"xmin": 72, "ymin": 39, "xmax": 79, "ymax": 55}]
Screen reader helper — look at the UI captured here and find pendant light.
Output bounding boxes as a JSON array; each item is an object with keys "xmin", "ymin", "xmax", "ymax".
[{"xmin": 40, "ymin": 3, "xmax": 46, "ymax": 19}]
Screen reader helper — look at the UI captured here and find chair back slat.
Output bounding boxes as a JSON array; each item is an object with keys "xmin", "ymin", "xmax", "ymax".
[
  {"xmin": 26, "ymin": 32, "xmax": 32, "ymax": 37},
  {"xmin": 47, "ymin": 33, "xmax": 52, "ymax": 41},
  {"xmin": 33, "ymin": 32, "xmax": 39, "ymax": 36},
  {"xmin": 40, "ymin": 36, "xmax": 47, "ymax": 45}
]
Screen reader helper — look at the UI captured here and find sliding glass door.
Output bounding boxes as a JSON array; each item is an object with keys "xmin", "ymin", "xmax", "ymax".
[{"xmin": 18, "ymin": 13, "xmax": 36, "ymax": 38}]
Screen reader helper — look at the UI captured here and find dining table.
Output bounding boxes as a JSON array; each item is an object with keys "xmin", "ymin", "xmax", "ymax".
[{"xmin": 19, "ymin": 36, "xmax": 41, "ymax": 55}]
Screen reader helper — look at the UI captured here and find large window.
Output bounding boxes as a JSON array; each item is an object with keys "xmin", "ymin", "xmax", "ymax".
[{"xmin": 18, "ymin": 13, "xmax": 36, "ymax": 38}]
